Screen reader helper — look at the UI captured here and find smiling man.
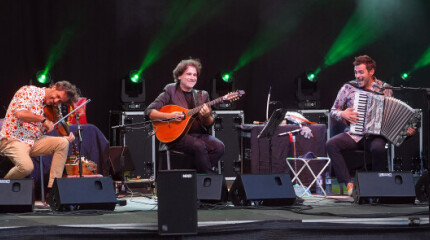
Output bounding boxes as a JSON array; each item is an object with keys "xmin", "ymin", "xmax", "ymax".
[
  {"xmin": 326, "ymin": 55, "xmax": 415, "ymax": 196},
  {"xmin": 0, "ymin": 81, "xmax": 79, "ymax": 190},
  {"xmin": 145, "ymin": 58, "xmax": 225, "ymax": 173}
]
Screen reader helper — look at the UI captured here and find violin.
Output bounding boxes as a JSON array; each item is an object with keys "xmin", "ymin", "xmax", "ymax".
[{"xmin": 43, "ymin": 105, "xmax": 71, "ymax": 137}]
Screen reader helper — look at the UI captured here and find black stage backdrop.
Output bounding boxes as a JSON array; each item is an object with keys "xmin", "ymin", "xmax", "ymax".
[{"xmin": 1, "ymin": 1, "xmax": 429, "ymax": 155}]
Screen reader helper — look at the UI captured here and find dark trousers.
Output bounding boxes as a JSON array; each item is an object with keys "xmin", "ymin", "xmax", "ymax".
[
  {"xmin": 326, "ymin": 132, "xmax": 387, "ymax": 184},
  {"xmin": 170, "ymin": 133, "xmax": 225, "ymax": 173}
]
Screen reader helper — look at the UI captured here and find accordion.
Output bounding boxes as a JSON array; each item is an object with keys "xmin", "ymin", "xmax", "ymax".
[{"xmin": 350, "ymin": 91, "xmax": 421, "ymax": 147}]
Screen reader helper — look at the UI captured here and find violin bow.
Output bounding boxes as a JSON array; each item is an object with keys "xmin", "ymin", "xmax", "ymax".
[{"xmin": 52, "ymin": 99, "xmax": 92, "ymax": 128}]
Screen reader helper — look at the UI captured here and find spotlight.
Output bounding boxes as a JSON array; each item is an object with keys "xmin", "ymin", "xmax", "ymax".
[
  {"xmin": 31, "ymin": 71, "xmax": 52, "ymax": 87},
  {"xmin": 211, "ymin": 71, "xmax": 236, "ymax": 109},
  {"xmin": 121, "ymin": 70, "xmax": 145, "ymax": 110},
  {"xmin": 306, "ymin": 72, "xmax": 316, "ymax": 82},
  {"xmin": 400, "ymin": 72, "xmax": 410, "ymax": 81},
  {"xmin": 296, "ymin": 71, "xmax": 320, "ymax": 109},
  {"xmin": 221, "ymin": 72, "xmax": 233, "ymax": 83},
  {"xmin": 129, "ymin": 70, "xmax": 142, "ymax": 83}
]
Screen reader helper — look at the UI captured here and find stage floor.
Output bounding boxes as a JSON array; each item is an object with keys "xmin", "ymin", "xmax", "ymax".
[{"xmin": 0, "ymin": 193, "xmax": 428, "ymax": 239}]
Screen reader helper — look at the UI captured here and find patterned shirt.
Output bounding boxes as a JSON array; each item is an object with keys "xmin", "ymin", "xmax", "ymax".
[
  {"xmin": 0, "ymin": 85, "xmax": 47, "ymax": 147},
  {"xmin": 330, "ymin": 78, "xmax": 393, "ymax": 142}
]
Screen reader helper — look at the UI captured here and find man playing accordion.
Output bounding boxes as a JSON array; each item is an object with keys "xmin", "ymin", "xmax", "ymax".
[{"xmin": 326, "ymin": 55, "xmax": 416, "ymax": 196}]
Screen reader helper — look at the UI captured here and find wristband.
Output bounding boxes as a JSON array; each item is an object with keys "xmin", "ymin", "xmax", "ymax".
[{"xmin": 41, "ymin": 118, "xmax": 47, "ymax": 124}]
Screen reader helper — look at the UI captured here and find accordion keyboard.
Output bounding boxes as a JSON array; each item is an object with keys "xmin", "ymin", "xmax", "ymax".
[{"xmin": 350, "ymin": 91, "xmax": 368, "ymax": 134}]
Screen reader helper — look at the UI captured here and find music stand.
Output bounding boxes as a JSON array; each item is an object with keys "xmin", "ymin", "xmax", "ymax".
[{"xmin": 257, "ymin": 108, "xmax": 287, "ymax": 173}]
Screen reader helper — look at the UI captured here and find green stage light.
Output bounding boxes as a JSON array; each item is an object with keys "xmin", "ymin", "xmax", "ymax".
[
  {"xmin": 221, "ymin": 72, "xmax": 232, "ymax": 82},
  {"xmin": 305, "ymin": 67, "xmax": 321, "ymax": 82},
  {"xmin": 401, "ymin": 72, "xmax": 410, "ymax": 80},
  {"xmin": 129, "ymin": 70, "xmax": 142, "ymax": 83},
  {"xmin": 307, "ymin": 73, "xmax": 316, "ymax": 82},
  {"xmin": 36, "ymin": 71, "xmax": 51, "ymax": 85}
]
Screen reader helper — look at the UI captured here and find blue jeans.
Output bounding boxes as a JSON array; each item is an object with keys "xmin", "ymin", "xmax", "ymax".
[
  {"xmin": 326, "ymin": 133, "xmax": 387, "ymax": 184},
  {"xmin": 170, "ymin": 133, "xmax": 225, "ymax": 173}
]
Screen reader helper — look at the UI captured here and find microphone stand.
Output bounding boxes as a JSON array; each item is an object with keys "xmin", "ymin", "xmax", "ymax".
[
  {"xmin": 75, "ymin": 113, "xmax": 84, "ymax": 178},
  {"xmin": 110, "ymin": 124, "xmax": 127, "ymax": 193},
  {"xmin": 279, "ymin": 128, "xmax": 301, "ymax": 184}
]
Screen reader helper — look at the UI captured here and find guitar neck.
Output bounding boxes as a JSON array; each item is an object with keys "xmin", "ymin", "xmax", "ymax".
[{"xmin": 187, "ymin": 97, "xmax": 225, "ymax": 116}]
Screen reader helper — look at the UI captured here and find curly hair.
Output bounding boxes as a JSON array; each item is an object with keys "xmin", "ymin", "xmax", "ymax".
[
  {"xmin": 54, "ymin": 80, "xmax": 80, "ymax": 104},
  {"xmin": 172, "ymin": 58, "xmax": 202, "ymax": 83},
  {"xmin": 353, "ymin": 55, "xmax": 376, "ymax": 72}
]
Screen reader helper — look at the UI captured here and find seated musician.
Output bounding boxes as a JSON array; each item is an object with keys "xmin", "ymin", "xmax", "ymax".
[
  {"xmin": 0, "ymin": 81, "xmax": 80, "ymax": 193},
  {"xmin": 326, "ymin": 55, "xmax": 416, "ymax": 196},
  {"xmin": 144, "ymin": 58, "xmax": 225, "ymax": 173}
]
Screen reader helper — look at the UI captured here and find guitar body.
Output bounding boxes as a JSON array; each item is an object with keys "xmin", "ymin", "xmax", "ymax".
[{"xmin": 153, "ymin": 105, "xmax": 196, "ymax": 144}]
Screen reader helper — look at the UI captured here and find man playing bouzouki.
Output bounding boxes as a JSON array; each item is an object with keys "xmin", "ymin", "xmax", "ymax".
[{"xmin": 144, "ymin": 58, "xmax": 225, "ymax": 173}]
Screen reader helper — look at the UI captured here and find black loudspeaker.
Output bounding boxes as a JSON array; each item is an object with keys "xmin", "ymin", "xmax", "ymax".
[
  {"xmin": 415, "ymin": 170, "xmax": 429, "ymax": 203},
  {"xmin": 229, "ymin": 174, "xmax": 296, "ymax": 206},
  {"xmin": 109, "ymin": 111, "xmax": 154, "ymax": 178},
  {"xmin": 353, "ymin": 172, "xmax": 416, "ymax": 204},
  {"xmin": 157, "ymin": 170, "xmax": 197, "ymax": 235},
  {"xmin": 0, "ymin": 179, "xmax": 34, "ymax": 213},
  {"xmin": 212, "ymin": 111, "xmax": 244, "ymax": 178},
  {"xmin": 197, "ymin": 174, "xmax": 228, "ymax": 203},
  {"xmin": 48, "ymin": 177, "xmax": 116, "ymax": 211}
]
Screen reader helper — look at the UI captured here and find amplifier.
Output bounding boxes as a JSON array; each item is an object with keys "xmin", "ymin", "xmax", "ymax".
[
  {"xmin": 212, "ymin": 110, "xmax": 244, "ymax": 178},
  {"xmin": 109, "ymin": 111, "xmax": 155, "ymax": 179}
]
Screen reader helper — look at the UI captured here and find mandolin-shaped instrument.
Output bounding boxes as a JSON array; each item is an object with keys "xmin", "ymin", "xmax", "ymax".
[{"xmin": 153, "ymin": 90, "xmax": 245, "ymax": 143}]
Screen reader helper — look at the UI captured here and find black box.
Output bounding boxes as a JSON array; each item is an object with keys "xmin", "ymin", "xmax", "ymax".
[
  {"xmin": 0, "ymin": 179, "xmax": 34, "ymax": 213},
  {"xmin": 109, "ymin": 111, "xmax": 155, "ymax": 179},
  {"xmin": 229, "ymin": 174, "xmax": 296, "ymax": 206},
  {"xmin": 212, "ymin": 110, "xmax": 244, "ymax": 178},
  {"xmin": 353, "ymin": 171, "xmax": 416, "ymax": 204},
  {"xmin": 157, "ymin": 170, "xmax": 197, "ymax": 235},
  {"xmin": 48, "ymin": 177, "xmax": 117, "ymax": 211}
]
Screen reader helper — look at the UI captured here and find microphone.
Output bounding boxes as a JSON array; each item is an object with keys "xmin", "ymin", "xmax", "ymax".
[
  {"xmin": 372, "ymin": 82, "xmax": 392, "ymax": 90},
  {"xmin": 371, "ymin": 82, "xmax": 384, "ymax": 90}
]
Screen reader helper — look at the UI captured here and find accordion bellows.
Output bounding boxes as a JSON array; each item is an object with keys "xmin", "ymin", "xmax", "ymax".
[{"xmin": 350, "ymin": 91, "xmax": 421, "ymax": 147}]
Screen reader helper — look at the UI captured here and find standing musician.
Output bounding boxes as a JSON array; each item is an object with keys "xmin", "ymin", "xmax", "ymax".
[
  {"xmin": 145, "ymin": 58, "xmax": 225, "ymax": 173},
  {"xmin": 326, "ymin": 55, "xmax": 416, "ymax": 196},
  {"xmin": 0, "ymin": 81, "xmax": 80, "ymax": 192}
]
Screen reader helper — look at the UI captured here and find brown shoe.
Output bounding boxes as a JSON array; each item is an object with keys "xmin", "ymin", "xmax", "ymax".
[{"xmin": 347, "ymin": 182, "xmax": 354, "ymax": 196}]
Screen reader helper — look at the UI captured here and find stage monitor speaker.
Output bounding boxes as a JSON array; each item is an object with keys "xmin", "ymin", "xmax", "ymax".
[
  {"xmin": 48, "ymin": 177, "xmax": 116, "ymax": 211},
  {"xmin": 415, "ymin": 170, "xmax": 429, "ymax": 203},
  {"xmin": 0, "ymin": 179, "xmax": 33, "ymax": 213},
  {"xmin": 229, "ymin": 174, "xmax": 296, "ymax": 206},
  {"xmin": 197, "ymin": 174, "xmax": 228, "ymax": 203},
  {"xmin": 157, "ymin": 170, "xmax": 197, "ymax": 235},
  {"xmin": 353, "ymin": 171, "xmax": 416, "ymax": 204}
]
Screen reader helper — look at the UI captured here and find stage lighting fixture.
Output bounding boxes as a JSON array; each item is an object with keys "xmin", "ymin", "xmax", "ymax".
[
  {"xmin": 296, "ymin": 71, "xmax": 320, "ymax": 109},
  {"xmin": 30, "ymin": 71, "xmax": 52, "ymax": 88},
  {"xmin": 211, "ymin": 71, "xmax": 236, "ymax": 110},
  {"xmin": 401, "ymin": 72, "xmax": 410, "ymax": 81},
  {"xmin": 29, "ymin": 70, "xmax": 51, "ymax": 87},
  {"xmin": 121, "ymin": 70, "xmax": 146, "ymax": 110}
]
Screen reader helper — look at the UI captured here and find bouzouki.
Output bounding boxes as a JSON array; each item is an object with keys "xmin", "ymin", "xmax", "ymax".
[{"xmin": 153, "ymin": 90, "xmax": 245, "ymax": 143}]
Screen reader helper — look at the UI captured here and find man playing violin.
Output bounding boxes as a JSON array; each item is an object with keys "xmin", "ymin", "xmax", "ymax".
[
  {"xmin": 0, "ymin": 81, "xmax": 79, "ymax": 191},
  {"xmin": 145, "ymin": 58, "xmax": 225, "ymax": 173}
]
